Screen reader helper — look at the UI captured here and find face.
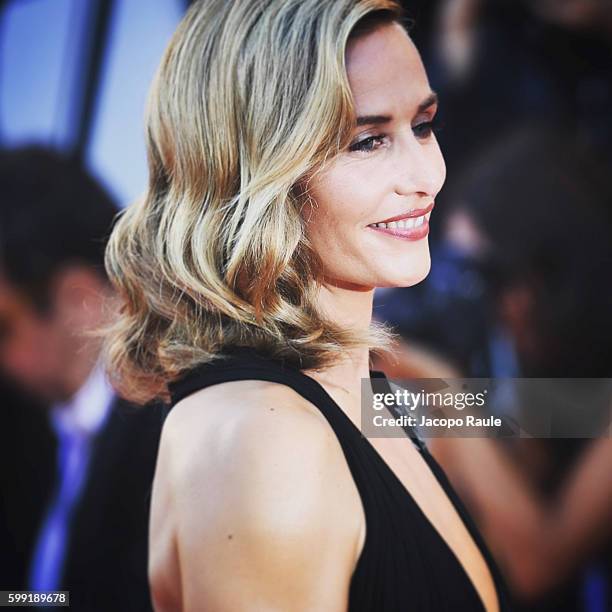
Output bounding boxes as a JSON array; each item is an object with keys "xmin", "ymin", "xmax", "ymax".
[
  {"xmin": 0, "ymin": 273, "xmax": 68, "ymax": 401},
  {"xmin": 303, "ymin": 22, "xmax": 446, "ymax": 290}
]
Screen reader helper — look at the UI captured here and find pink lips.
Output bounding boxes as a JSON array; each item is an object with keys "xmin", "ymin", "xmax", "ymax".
[
  {"xmin": 367, "ymin": 218, "xmax": 430, "ymax": 241},
  {"xmin": 372, "ymin": 201, "xmax": 435, "ymax": 225},
  {"xmin": 367, "ymin": 201, "xmax": 433, "ymax": 241}
]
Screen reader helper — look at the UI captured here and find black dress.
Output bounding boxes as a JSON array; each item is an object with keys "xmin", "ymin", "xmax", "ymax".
[{"xmin": 167, "ymin": 346, "xmax": 516, "ymax": 611}]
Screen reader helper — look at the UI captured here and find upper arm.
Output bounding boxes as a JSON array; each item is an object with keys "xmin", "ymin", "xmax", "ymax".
[{"xmin": 168, "ymin": 387, "xmax": 362, "ymax": 612}]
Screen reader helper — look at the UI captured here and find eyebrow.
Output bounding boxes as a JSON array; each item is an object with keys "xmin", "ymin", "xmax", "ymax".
[{"xmin": 355, "ymin": 91, "xmax": 438, "ymax": 127}]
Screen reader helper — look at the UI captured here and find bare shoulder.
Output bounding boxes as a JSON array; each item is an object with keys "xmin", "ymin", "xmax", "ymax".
[
  {"xmin": 161, "ymin": 379, "xmax": 348, "ymax": 490},
  {"xmin": 154, "ymin": 380, "xmax": 364, "ymax": 611}
]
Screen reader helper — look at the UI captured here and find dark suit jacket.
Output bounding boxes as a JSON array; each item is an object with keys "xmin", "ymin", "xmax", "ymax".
[{"xmin": 0, "ymin": 380, "xmax": 167, "ymax": 611}]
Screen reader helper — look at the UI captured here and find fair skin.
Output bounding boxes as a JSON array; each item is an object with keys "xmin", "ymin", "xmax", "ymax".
[
  {"xmin": 0, "ymin": 266, "xmax": 113, "ymax": 403},
  {"xmin": 150, "ymin": 22, "xmax": 499, "ymax": 612}
]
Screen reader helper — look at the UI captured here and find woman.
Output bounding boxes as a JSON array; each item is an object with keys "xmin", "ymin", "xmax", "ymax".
[{"xmin": 101, "ymin": 1, "xmax": 514, "ymax": 610}]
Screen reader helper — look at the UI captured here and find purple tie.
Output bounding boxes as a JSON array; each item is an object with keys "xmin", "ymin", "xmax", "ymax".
[{"xmin": 27, "ymin": 424, "xmax": 92, "ymax": 592}]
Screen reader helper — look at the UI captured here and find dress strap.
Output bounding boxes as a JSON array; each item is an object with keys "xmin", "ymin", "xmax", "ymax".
[{"xmin": 168, "ymin": 348, "xmax": 427, "ymax": 454}]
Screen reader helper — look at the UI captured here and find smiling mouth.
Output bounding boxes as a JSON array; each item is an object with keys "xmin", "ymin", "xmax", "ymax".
[
  {"xmin": 367, "ymin": 201, "xmax": 435, "ymax": 229},
  {"xmin": 368, "ymin": 212, "xmax": 430, "ymax": 230},
  {"xmin": 366, "ymin": 209, "xmax": 432, "ymax": 241}
]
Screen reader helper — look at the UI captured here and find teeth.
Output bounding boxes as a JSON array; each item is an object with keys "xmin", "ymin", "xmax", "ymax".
[{"xmin": 370, "ymin": 214, "xmax": 429, "ymax": 229}]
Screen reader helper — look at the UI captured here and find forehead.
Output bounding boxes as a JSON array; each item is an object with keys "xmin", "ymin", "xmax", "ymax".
[{"xmin": 345, "ymin": 22, "xmax": 430, "ymax": 114}]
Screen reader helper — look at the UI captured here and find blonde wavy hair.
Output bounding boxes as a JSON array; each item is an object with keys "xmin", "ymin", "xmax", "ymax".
[{"xmin": 101, "ymin": 0, "xmax": 405, "ymax": 405}]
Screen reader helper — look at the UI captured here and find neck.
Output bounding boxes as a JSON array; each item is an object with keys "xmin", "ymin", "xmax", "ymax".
[
  {"xmin": 60, "ymin": 285, "xmax": 118, "ymax": 401},
  {"xmin": 304, "ymin": 277, "xmax": 375, "ymax": 400},
  {"xmin": 60, "ymin": 340, "xmax": 103, "ymax": 402}
]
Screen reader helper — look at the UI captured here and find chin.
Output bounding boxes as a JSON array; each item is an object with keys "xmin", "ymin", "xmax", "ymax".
[
  {"xmin": 388, "ymin": 255, "xmax": 431, "ymax": 288},
  {"xmin": 379, "ymin": 260, "xmax": 431, "ymax": 287}
]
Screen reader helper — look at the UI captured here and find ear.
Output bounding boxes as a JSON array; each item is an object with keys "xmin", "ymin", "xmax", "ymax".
[{"xmin": 48, "ymin": 265, "xmax": 111, "ymax": 329}]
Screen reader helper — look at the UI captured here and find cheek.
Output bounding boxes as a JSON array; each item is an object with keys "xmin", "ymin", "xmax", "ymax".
[
  {"xmin": 6, "ymin": 319, "xmax": 57, "ymax": 374},
  {"xmin": 305, "ymin": 165, "xmax": 385, "ymax": 243}
]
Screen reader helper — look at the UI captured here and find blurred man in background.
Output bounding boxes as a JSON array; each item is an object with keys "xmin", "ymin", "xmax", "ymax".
[{"xmin": 0, "ymin": 146, "xmax": 165, "ymax": 611}]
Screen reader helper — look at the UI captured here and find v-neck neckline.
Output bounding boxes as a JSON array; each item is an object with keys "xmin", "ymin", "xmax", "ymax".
[
  {"xmin": 290, "ymin": 365, "xmax": 492, "ymax": 612},
  {"xmin": 169, "ymin": 346, "xmax": 502, "ymax": 610}
]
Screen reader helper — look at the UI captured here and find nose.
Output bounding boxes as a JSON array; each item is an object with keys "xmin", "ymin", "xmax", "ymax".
[{"xmin": 391, "ymin": 130, "xmax": 446, "ymax": 200}]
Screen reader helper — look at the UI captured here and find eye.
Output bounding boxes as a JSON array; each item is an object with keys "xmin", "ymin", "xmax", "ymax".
[
  {"xmin": 412, "ymin": 116, "xmax": 442, "ymax": 140},
  {"xmin": 348, "ymin": 134, "xmax": 388, "ymax": 154}
]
